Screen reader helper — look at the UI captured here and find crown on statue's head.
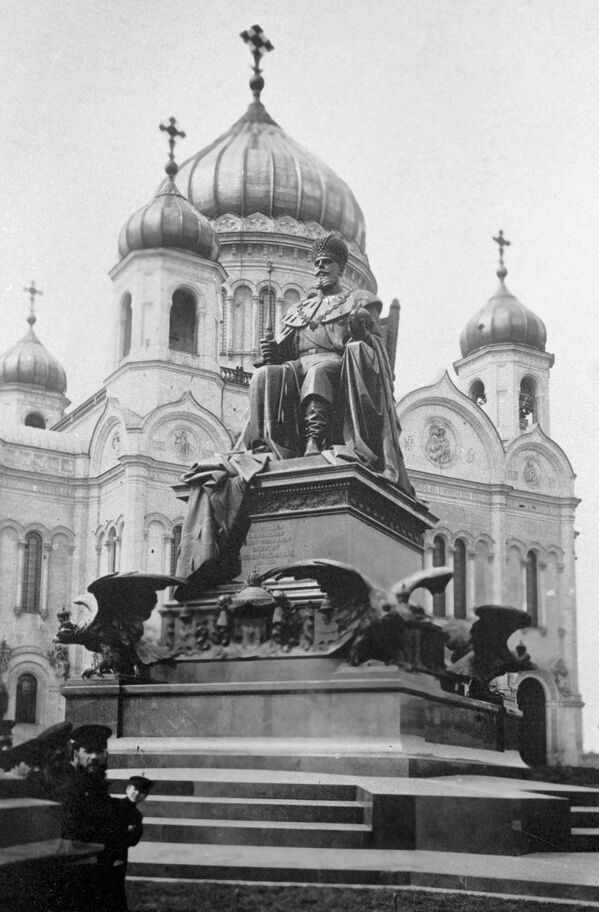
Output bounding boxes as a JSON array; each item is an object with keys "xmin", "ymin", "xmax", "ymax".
[{"xmin": 311, "ymin": 234, "xmax": 349, "ymax": 272}]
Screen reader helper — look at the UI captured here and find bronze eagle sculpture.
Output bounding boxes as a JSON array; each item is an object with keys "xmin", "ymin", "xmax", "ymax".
[{"xmin": 54, "ymin": 572, "xmax": 185, "ymax": 678}]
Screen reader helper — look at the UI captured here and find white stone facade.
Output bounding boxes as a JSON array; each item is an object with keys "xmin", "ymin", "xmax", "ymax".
[{"xmin": 397, "ymin": 352, "xmax": 582, "ymax": 764}]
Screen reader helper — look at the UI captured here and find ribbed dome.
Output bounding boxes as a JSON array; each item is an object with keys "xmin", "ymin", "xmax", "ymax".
[
  {"xmin": 176, "ymin": 100, "xmax": 367, "ymax": 252},
  {"xmin": 118, "ymin": 175, "xmax": 220, "ymax": 261},
  {"xmin": 0, "ymin": 317, "xmax": 67, "ymax": 393},
  {"xmin": 460, "ymin": 270, "xmax": 547, "ymax": 358}
]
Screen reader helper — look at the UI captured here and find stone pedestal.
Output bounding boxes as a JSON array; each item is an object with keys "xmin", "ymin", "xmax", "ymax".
[
  {"xmin": 62, "ymin": 662, "xmax": 522, "ymax": 762},
  {"xmin": 174, "ymin": 456, "xmax": 436, "ymax": 591},
  {"xmin": 240, "ymin": 458, "xmax": 434, "ymax": 587}
]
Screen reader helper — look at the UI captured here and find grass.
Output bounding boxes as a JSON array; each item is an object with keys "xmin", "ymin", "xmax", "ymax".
[{"xmin": 128, "ymin": 880, "xmax": 597, "ymax": 912}]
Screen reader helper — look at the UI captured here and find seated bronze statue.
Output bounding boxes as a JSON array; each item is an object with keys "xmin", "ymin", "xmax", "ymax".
[{"xmin": 238, "ymin": 233, "xmax": 413, "ymax": 494}]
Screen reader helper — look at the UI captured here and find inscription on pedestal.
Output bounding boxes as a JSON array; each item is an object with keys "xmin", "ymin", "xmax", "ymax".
[{"xmin": 241, "ymin": 521, "xmax": 296, "ymax": 572}]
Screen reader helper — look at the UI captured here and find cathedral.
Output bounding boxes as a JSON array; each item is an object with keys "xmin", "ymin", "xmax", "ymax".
[{"xmin": 0, "ymin": 43, "xmax": 583, "ymax": 765}]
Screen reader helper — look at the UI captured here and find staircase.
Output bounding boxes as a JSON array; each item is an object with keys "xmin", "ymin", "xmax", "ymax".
[
  {"xmin": 104, "ymin": 742, "xmax": 599, "ymax": 907},
  {"xmin": 568, "ymin": 794, "xmax": 599, "ymax": 851},
  {"xmin": 112, "ymin": 773, "xmax": 372, "ymax": 850}
]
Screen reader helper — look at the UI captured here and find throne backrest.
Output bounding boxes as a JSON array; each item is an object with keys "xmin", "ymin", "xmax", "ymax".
[{"xmin": 379, "ymin": 299, "xmax": 401, "ymax": 380}]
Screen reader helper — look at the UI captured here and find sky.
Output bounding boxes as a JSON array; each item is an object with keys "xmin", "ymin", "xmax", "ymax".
[{"xmin": 1, "ymin": 0, "xmax": 598, "ymax": 750}]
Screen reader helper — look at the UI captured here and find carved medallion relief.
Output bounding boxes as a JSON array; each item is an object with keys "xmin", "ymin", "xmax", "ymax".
[
  {"xmin": 150, "ymin": 421, "xmax": 218, "ymax": 464},
  {"xmin": 422, "ymin": 418, "xmax": 458, "ymax": 467}
]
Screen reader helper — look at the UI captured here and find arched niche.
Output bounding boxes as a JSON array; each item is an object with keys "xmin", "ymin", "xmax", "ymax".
[
  {"xmin": 24, "ymin": 412, "xmax": 46, "ymax": 429},
  {"xmin": 169, "ymin": 288, "xmax": 197, "ymax": 354},
  {"xmin": 469, "ymin": 379, "xmax": 486, "ymax": 406},
  {"xmin": 519, "ymin": 375, "xmax": 537, "ymax": 430},
  {"xmin": 121, "ymin": 292, "xmax": 132, "ymax": 358}
]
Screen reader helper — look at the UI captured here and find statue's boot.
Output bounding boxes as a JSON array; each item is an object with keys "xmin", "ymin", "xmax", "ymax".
[{"xmin": 303, "ymin": 396, "xmax": 329, "ymax": 456}]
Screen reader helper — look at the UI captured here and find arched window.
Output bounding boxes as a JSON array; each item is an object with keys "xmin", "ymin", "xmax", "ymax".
[
  {"xmin": 106, "ymin": 528, "xmax": 118, "ymax": 574},
  {"xmin": 469, "ymin": 379, "xmax": 486, "ymax": 406},
  {"xmin": 121, "ymin": 293, "xmax": 132, "ymax": 357},
  {"xmin": 519, "ymin": 376, "xmax": 537, "ymax": 430},
  {"xmin": 432, "ymin": 536, "xmax": 446, "ymax": 617},
  {"xmin": 24, "ymin": 412, "xmax": 46, "ymax": 429},
  {"xmin": 231, "ymin": 285, "xmax": 252, "ymax": 353},
  {"xmin": 15, "ymin": 673, "xmax": 37, "ymax": 724},
  {"xmin": 526, "ymin": 550, "xmax": 539, "ymax": 627},
  {"xmin": 170, "ymin": 524, "xmax": 182, "ymax": 577},
  {"xmin": 453, "ymin": 539, "xmax": 467, "ymax": 619},
  {"xmin": 169, "ymin": 289, "xmax": 196, "ymax": 354},
  {"xmin": 22, "ymin": 532, "xmax": 43, "ymax": 613}
]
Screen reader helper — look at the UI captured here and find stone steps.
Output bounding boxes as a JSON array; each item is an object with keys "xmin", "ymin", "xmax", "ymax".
[
  {"xmin": 126, "ymin": 843, "xmax": 599, "ymax": 902},
  {"xmin": 0, "ymin": 798, "xmax": 60, "ymax": 848},
  {"xmin": 111, "ymin": 768, "xmax": 372, "ymax": 850},
  {"xmin": 141, "ymin": 794, "xmax": 366, "ymax": 823},
  {"xmin": 571, "ymin": 806, "xmax": 599, "ymax": 826},
  {"xmin": 142, "ymin": 816, "xmax": 372, "ymax": 848},
  {"xmin": 570, "ymin": 827, "xmax": 599, "ymax": 851},
  {"xmin": 109, "ymin": 773, "xmax": 359, "ymax": 802}
]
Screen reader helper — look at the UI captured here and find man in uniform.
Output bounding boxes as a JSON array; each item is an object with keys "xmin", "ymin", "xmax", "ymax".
[
  {"xmin": 110, "ymin": 775, "xmax": 155, "ymax": 911},
  {"xmin": 239, "ymin": 233, "xmax": 413, "ymax": 493},
  {"xmin": 56, "ymin": 724, "xmax": 130, "ymax": 911}
]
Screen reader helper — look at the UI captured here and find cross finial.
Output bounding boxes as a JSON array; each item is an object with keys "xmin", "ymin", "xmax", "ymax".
[
  {"xmin": 240, "ymin": 25, "xmax": 274, "ymax": 103},
  {"xmin": 492, "ymin": 230, "xmax": 511, "ymax": 279},
  {"xmin": 159, "ymin": 117, "xmax": 186, "ymax": 178},
  {"xmin": 23, "ymin": 281, "xmax": 43, "ymax": 326}
]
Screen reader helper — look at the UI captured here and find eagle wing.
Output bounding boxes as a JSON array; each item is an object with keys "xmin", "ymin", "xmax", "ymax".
[
  {"xmin": 257, "ymin": 558, "xmax": 381, "ymax": 610},
  {"xmin": 387, "ymin": 566, "xmax": 453, "ymax": 605},
  {"xmin": 86, "ymin": 571, "xmax": 186, "ymax": 649}
]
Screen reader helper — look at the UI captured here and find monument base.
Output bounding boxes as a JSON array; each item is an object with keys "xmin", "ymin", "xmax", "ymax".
[
  {"xmin": 62, "ymin": 661, "xmax": 520, "ymax": 760},
  {"xmin": 238, "ymin": 457, "xmax": 434, "ymax": 587},
  {"xmin": 174, "ymin": 456, "xmax": 436, "ymax": 591}
]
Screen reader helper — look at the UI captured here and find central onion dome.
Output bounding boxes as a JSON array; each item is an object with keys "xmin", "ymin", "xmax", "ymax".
[
  {"xmin": 460, "ymin": 264, "xmax": 547, "ymax": 358},
  {"xmin": 176, "ymin": 98, "xmax": 367, "ymax": 253},
  {"xmin": 0, "ymin": 312, "xmax": 67, "ymax": 393}
]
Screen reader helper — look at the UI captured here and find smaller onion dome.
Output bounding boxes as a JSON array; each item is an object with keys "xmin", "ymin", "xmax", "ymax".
[
  {"xmin": 118, "ymin": 117, "xmax": 219, "ymax": 262},
  {"xmin": 459, "ymin": 264, "xmax": 547, "ymax": 358},
  {"xmin": 0, "ymin": 312, "xmax": 67, "ymax": 393}
]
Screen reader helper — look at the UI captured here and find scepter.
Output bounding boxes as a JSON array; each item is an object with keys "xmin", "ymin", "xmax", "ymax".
[{"xmin": 260, "ymin": 259, "xmax": 275, "ymax": 365}]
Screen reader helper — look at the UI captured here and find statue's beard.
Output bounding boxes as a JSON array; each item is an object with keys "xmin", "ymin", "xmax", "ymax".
[{"xmin": 316, "ymin": 274, "xmax": 335, "ymax": 291}]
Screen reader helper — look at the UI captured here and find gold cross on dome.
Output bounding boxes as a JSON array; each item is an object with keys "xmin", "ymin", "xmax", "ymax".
[
  {"xmin": 240, "ymin": 24, "xmax": 274, "ymax": 62},
  {"xmin": 240, "ymin": 25, "xmax": 274, "ymax": 102},
  {"xmin": 23, "ymin": 281, "xmax": 43, "ymax": 319},
  {"xmin": 492, "ymin": 230, "xmax": 511, "ymax": 268},
  {"xmin": 159, "ymin": 117, "xmax": 186, "ymax": 171}
]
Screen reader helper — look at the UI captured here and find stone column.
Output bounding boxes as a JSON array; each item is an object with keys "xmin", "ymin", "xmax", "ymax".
[
  {"xmin": 39, "ymin": 542, "xmax": 52, "ymax": 620},
  {"xmin": 538, "ymin": 559, "xmax": 547, "ymax": 628},
  {"xmin": 14, "ymin": 539, "xmax": 26, "ymax": 615},
  {"xmin": 467, "ymin": 548, "xmax": 476, "ymax": 617},
  {"xmin": 446, "ymin": 545, "xmax": 455, "ymax": 617},
  {"xmin": 225, "ymin": 295, "xmax": 234, "ymax": 352},
  {"xmin": 520, "ymin": 557, "xmax": 528, "ymax": 612}
]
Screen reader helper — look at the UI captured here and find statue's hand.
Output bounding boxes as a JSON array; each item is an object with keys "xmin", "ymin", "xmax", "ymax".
[
  {"xmin": 259, "ymin": 336, "xmax": 279, "ymax": 364},
  {"xmin": 348, "ymin": 310, "xmax": 372, "ymax": 342}
]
